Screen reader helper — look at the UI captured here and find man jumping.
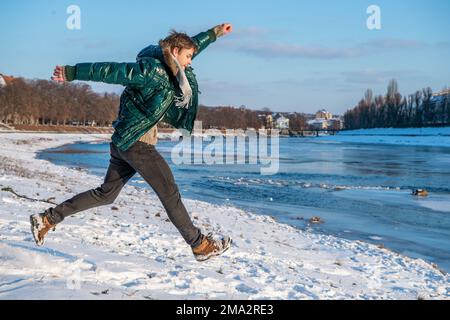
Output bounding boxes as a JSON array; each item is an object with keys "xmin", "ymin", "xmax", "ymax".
[{"xmin": 30, "ymin": 23, "xmax": 233, "ymax": 262}]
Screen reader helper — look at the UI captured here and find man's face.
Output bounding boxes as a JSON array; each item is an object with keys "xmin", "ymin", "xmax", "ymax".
[{"xmin": 172, "ymin": 47, "xmax": 195, "ymax": 70}]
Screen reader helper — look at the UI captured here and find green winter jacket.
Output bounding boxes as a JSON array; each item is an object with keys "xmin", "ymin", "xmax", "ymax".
[{"xmin": 68, "ymin": 28, "xmax": 217, "ymax": 151}]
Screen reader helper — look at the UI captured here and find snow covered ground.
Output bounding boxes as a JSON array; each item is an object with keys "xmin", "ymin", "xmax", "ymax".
[
  {"xmin": 0, "ymin": 133, "xmax": 448, "ymax": 300},
  {"xmin": 317, "ymin": 127, "xmax": 450, "ymax": 148}
]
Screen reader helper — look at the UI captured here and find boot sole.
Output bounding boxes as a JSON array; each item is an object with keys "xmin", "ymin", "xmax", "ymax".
[{"xmin": 30, "ymin": 215, "xmax": 44, "ymax": 247}]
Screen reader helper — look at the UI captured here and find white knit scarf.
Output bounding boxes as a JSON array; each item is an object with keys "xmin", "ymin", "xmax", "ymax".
[{"xmin": 171, "ymin": 53, "xmax": 192, "ymax": 109}]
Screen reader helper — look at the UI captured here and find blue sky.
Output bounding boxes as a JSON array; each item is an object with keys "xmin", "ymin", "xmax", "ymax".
[{"xmin": 1, "ymin": 0, "xmax": 449, "ymax": 114}]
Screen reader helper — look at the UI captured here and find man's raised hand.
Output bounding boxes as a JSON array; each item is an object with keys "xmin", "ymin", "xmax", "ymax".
[
  {"xmin": 214, "ymin": 23, "xmax": 233, "ymax": 38},
  {"xmin": 51, "ymin": 66, "xmax": 66, "ymax": 83}
]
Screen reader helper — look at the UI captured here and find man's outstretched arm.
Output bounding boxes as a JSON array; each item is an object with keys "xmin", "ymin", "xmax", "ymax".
[
  {"xmin": 52, "ymin": 61, "xmax": 157, "ymax": 87},
  {"xmin": 192, "ymin": 23, "xmax": 233, "ymax": 59}
]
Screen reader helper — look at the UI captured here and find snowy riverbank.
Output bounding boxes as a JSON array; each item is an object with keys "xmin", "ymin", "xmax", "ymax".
[
  {"xmin": 317, "ymin": 127, "xmax": 450, "ymax": 148},
  {"xmin": 0, "ymin": 133, "xmax": 448, "ymax": 300}
]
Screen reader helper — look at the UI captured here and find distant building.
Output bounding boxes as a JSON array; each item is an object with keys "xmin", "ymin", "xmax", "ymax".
[
  {"xmin": 432, "ymin": 89, "xmax": 450, "ymax": 97},
  {"xmin": 0, "ymin": 75, "xmax": 6, "ymax": 88},
  {"xmin": 308, "ymin": 109, "xmax": 343, "ymax": 130},
  {"xmin": 265, "ymin": 114, "xmax": 273, "ymax": 129},
  {"xmin": 315, "ymin": 109, "xmax": 333, "ymax": 120},
  {"xmin": 307, "ymin": 118, "xmax": 328, "ymax": 129},
  {"xmin": 274, "ymin": 114, "xmax": 289, "ymax": 130},
  {"xmin": 328, "ymin": 118, "xmax": 344, "ymax": 130},
  {"xmin": 0, "ymin": 74, "xmax": 15, "ymax": 88}
]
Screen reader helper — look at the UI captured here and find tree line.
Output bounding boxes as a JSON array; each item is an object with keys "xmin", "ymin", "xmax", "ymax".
[
  {"xmin": 0, "ymin": 78, "xmax": 119, "ymax": 126},
  {"xmin": 195, "ymin": 105, "xmax": 263, "ymax": 130},
  {"xmin": 344, "ymin": 79, "xmax": 450, "ymax": 130},
  {"xmin": 0, "ymin": 78, "xmax": 309, "ymax": 130}
]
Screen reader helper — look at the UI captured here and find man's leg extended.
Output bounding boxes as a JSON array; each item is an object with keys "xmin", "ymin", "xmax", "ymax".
[
  {"xmin": 45, "ymin": 143, "xmax": 136, "ymax": 224},
  {"xmin": 118, "ymin": 141, "xmax": 202, "ymax": 248}
]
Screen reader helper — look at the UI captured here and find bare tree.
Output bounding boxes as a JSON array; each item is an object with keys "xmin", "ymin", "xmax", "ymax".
[{"xmin": 343, "ymin": 80, "xmax": 448, "ymax": 130}]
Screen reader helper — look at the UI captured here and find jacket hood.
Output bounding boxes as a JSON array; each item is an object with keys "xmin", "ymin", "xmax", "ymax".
[{"xmin": 137, "ymin": 44, "xmax": 178, "ymax": 77}]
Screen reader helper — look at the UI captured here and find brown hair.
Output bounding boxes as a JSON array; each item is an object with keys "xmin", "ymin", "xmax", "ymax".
[{"xmin": 159, "ymin": 30, "xmax": 198, "ymax": 53}]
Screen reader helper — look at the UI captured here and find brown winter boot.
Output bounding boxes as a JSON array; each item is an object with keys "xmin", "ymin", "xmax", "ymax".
[
  {"xmin": 30, "ymin": 213, "xmax": 56, "ymax": 247},
  {"xmin": 192, "ymin": 233, "xmax": 232, "ymax": 262}
]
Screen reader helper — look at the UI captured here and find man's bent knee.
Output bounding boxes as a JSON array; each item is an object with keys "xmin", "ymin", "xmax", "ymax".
[{"xmin": 91, "ymin": 186, "xmax": 119, "ymax": 205}]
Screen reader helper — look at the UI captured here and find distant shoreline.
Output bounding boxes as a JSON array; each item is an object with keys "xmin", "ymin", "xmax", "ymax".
[
  {"xmin": 0, "ymin": 124, "xmax": 336, "ymax": 138},
  {"xmin": 0, "ymin": 124, "xmax": 114, "ymax": 134}
]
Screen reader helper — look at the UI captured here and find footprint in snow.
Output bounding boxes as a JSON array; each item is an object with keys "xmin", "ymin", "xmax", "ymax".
[{"xmin": 235, "ymin": 283, "xmax": 258, "ymax": 294}]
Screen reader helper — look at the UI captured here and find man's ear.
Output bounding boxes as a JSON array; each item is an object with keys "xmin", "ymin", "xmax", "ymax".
[{"xmin": 171, "ymin": 47, "xmax": 179, "ymax": 56}]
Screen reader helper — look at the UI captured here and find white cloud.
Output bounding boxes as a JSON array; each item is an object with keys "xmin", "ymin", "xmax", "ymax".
[{"xmin": 221, "ymin": 37, "xmax": 428, "ymax": 60}]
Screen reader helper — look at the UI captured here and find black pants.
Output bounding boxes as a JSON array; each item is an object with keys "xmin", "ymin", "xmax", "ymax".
[{"xmin": 45, "ymin": 141, "xmax": 202, "ymax": 248}]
